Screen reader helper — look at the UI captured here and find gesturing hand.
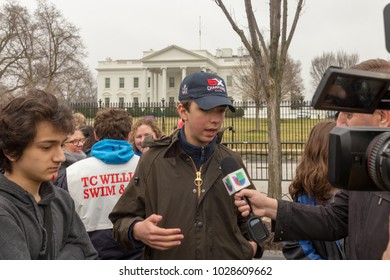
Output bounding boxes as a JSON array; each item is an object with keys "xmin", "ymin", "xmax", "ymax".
[{"xmin": 133, "ymin": 214, "xmax": 184, "ymax": 250}]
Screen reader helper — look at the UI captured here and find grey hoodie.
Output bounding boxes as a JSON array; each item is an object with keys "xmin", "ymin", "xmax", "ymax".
[{"xmin": 0, "ymin": 174, "xmax": 97, "ymax": 259}]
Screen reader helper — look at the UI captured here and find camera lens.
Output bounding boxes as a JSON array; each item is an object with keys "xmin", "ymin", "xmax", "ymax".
[{"xmin": 367, "ymin": 132, "xmax": 390, "ymax": 191}]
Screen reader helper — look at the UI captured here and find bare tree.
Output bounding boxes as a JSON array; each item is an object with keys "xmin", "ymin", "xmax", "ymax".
[
  {"xmin": 310, "ymin": 50, "xmax": 360, "ymax": 88},
  {"xmin": 0, "ymin": 2, "xmax": 30, "ymax": 91},
  {"xmin": 56, "ymin": 62, "xmax": 97, "ymax": 102},
  {"xmin": 281, "ymin": 56, "xmax": 304, "ymax": 101},
  {"xmin": 215, "ymin": 0, "xmax": 304, "ymax": 198},
  {"xmin": 233, "ymin": 56, "xmax": 263, "ymax": 121},
  {"xmin": 234, "ymin": 55, "xmax": 304, "ymax": 131},
  {"xmin": 0, "ymin": 0, "xmax": 96, "ymax": 102}
]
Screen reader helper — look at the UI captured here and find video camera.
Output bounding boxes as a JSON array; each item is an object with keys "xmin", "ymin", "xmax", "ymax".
[{"xmin": 310, "ymin": 4, "xmax": 390, "ymax": 192}]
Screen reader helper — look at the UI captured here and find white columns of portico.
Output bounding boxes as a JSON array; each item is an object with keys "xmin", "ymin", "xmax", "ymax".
[
  {"xmin": 153, "ymin": 72, "xmax": 158, "ymax": 103},
  {"xmin": 161, "ymin": 67, "xmax": 167, "ymax": 101},
  {"xmin": 143, "ymin": 68, "xmax": 148, "ymax": 103},
  {"xmin": 181, "ymin": 66, "xmax": 187, "ymax": 80}
]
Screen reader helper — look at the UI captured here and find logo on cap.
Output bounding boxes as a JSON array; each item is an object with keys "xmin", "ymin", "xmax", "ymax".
[
  {"xmin": 207, "ymin": 78, "xmax": 226, "ymax": 93},
  {"xmin": 181, "ymin": 84, "xmax": 188, "ymax": 95}
]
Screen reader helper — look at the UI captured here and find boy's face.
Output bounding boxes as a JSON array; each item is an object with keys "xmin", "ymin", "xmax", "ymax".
[
  {"xmin": 7, "ymin": 121, "xmax": 66, "ymax": 186},
  {"xmin": 178, "ymin": 101, "xmax": 226, "ymax": 146}
]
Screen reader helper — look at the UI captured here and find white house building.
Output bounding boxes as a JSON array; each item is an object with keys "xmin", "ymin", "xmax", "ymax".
[{"xmin": 96, "ymin": 45, "xmax": 249, "ymax": 106}]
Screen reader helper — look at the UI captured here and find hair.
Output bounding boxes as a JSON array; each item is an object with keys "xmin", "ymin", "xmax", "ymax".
[
  {"xmin": 180, "ymin": 100, "xmax": 193, "ymax": 111},
  {"xmin": 0, "ymin": 89, "xmax": 74, "ymax": 173},
  {"xmin": 129, "ymin": 117, "xmax": 163, "ymax": 153},
  {"xmin": 94, "ymin": 108, "xmax": 132, "ymax": 140},
  {"xmin": 79, "ymin": 125, "xmax": 97, "ymax": 152},
  {"xmin": 73, "ymin": 112, "xmax": 87, "ymax": 128},
  {"xmin": 351, "ymin": 58, "xmax": 390, "ymax": 73},
  {"xmin": 288, "ymin": 121, "xmax": 336, "ymax": 205}
]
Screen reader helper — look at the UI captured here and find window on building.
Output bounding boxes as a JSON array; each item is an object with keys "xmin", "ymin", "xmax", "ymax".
[
  {"xmin": 133, "ymin": 97, "xmax": 139, "ymax": 107},
  {"xmin": 133, "ymin": 77, "xmax": 139, "ymax": 88},
  {"xmin": 169, "ymin": 77, "xmax": 175, "ymax": 88},
  {"xmin": 148, "ymin": 77, "xmax": 151, "ymax": 88},
  {"xmin": 169, "ymin": 96, "xmax": 175, "ymax": 107},
  {"xmin": 104, "ymin": 97, "xmax": 110, "ymax": 108},
  {"xmin": 105, "ymin": 78, "xmax": 110, "ymax": 88},
  {"xmin": 226, "ymin": 75, "xmax": 233, "ymax": 87},
  {"xmin": 119, "ymin": 77, "xmax": 125, "ymax": 88},
  {"xmin": 119, "ymin": 97, "xmax": 124, "ymax": 108}
]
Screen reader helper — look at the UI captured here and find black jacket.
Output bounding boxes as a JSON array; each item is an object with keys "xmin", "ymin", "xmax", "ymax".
[
  {"xmin": 282, "ymin": 193, "xmax": 345, "ymax": 260},
  {"xmin": 274, "ymin": 190, "xmax": 390, "ymax": 259}
]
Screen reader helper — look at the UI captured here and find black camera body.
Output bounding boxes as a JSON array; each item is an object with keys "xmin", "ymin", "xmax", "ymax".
[
  {"xmin": 311, "ymin": 67, "xmax": 390, "ymax": 192},
  {"xmin": 328, "ymin": 126, "xmax": 390, "ymax": 191}
]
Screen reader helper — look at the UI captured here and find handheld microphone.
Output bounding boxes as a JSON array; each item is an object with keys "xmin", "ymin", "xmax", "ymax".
[
  {"xmin": 221, "ymin": 157, "xmax": 251, "ymax": 195},
  {"xmin": 220, "ymin": 156, "xmax": 269, "ymax": 243}
]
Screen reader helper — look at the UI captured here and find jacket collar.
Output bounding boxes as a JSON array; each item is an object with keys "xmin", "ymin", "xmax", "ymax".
[
  {"xmin": 178, "ymin": 128, "xmax": 216, "ymax": 169},
  {"xmin": 142, "ymin": 127, "xmax": 232, "ymax": 164}
]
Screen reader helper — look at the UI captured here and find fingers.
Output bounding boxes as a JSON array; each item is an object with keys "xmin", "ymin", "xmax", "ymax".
[
  {"xmin": 234, "ymin": 192, "xmax": 251, "ymax": 217},
  {"xmin": 146, "ymin": 227, "xmax": 184, "ymax": 250},
  {"xmin": 147, "ymin": 214, "xmax": 163, "ymax": 224},
  {"xmin": 235, "ymin": 188, "xmax": 255, "ymax": 198},
  {"xmin": 234, "ymin": 199, "xmax": 251, "ymax": 217},
  {"xmin": 134, "ymin": 214, "xmax": 184, "ymax": 250}
]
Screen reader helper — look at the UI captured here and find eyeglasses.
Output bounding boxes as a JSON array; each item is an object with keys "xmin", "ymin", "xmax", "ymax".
[{"xmin": 65, "ymin": 138, "xmax": 85, "ymax": 145}]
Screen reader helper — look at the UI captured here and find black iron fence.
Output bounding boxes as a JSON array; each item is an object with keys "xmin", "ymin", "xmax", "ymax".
[{"xmin": 69, "ymin": 100, "xmax": 336, "ymax": 181}]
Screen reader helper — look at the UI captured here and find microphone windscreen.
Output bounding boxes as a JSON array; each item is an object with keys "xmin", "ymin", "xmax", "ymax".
[{"xmin": 220, "ymin": 156, "xmax": 240, "ymax": 176}]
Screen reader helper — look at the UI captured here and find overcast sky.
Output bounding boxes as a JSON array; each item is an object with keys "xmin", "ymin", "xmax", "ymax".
[{"xmin": 10, "ymin": 0, "xmax": 390, "ymax": 99}]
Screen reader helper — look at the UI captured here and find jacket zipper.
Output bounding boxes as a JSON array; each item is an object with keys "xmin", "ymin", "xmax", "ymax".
[{"xmin": 189, "ymin": 157, "xmax": 203, "ymax": 200}]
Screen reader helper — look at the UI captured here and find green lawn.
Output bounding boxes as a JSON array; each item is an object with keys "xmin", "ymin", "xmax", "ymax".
[{"xmin": 143, "ymin": 116, "xmax": 330, "ymax": 144}]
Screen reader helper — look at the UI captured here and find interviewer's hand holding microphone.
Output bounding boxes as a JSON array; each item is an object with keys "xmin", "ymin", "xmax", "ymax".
[
  {"xmin": 225, "ymin": 155, "xmax": 278, "ymax": 220},
  {"xmin": 221, "ymin": 157, "xmax": 270, "ymax": 257},
  {"xmin": 234, "ymin": 189, "xmax": 278, "ymax": 220}
]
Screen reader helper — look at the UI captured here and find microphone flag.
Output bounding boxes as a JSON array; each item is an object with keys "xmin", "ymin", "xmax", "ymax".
[{"xmin": 222, "ymin": 167, "xmax": 251, "ymax": 195}]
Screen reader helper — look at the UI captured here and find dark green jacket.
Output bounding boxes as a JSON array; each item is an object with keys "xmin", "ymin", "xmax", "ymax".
[{"xmin": 110, "ymin": 129, "xmax": 255, "ymax": 259}]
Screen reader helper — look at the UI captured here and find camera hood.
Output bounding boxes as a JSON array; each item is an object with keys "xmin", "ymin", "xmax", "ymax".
[{"xmin": 311, "ymin": 66, "xmax": 390, "ymax": 114}]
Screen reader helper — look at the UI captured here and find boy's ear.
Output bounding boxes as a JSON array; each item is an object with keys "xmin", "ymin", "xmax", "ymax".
[
  {"xmin": 94, "ymin": 131, "xmax": 100, "ymax": 141},
  {"xmin": 3, "ymin": 150, "xmax": 16, "ymax": 162},
  {"xmin": 177, "ymin": 103, "xmax": 188, "ymax": 121}
]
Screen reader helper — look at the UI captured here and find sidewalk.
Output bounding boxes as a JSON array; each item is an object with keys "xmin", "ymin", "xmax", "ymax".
[{"xmin": 261, "ymin": 250, "xmax": 285, "ymax": 260}]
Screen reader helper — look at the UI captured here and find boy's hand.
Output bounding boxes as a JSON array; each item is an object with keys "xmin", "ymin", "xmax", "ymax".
[{"xmin": 133, "ymin": 214, "xmax": 184, "ymax": 250}]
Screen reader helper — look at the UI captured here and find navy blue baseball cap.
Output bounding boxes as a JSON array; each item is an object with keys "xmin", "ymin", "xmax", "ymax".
[{"xmin": 179, "ymin": 72, "xmax": 236, "ymax": 112}]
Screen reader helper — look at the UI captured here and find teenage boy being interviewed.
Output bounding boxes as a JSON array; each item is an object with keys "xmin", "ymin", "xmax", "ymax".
[
  {"xmin": 0, "ymin": 89, "xmax": 97, "ymax": 259},
  {"xmin": 109, "ymin": 71, "xmax": 262, "ymax": 259}
]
